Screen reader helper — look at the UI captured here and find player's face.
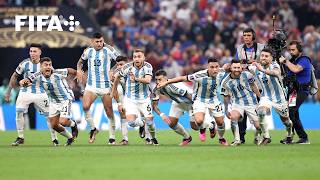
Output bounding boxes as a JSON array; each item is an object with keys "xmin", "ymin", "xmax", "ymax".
[
  {"xmin": 207, "ymin": 62, "xmax": 220, "ymax": 76},
  {"xmin": 41, "ymin": 61, "xmax": 53, "ymax": 77},
  {"xmin": 230, "ymin": 63, "xmax": 242, "ymax": 77},
  {"xmin": 289, "ymin": 44, "xmax": 300, "ymax": 57},
  {"xmin": 133, "ymin": 52, "xmax": 145, "ymax": 68},
  {"xmin": 155, "ymin": 75, "xmax": 167, "ymax": 84},
  {"xmin": 116, "ymin": 61, "xmax": 127, "ymax": 70},
  {"xmin": 259, "ymin": 51, "xmax": 272, "ymax": 66},
  {"xmin": 92, "ymin": 37, "xmax": 104, "ymax": 50},
  {"xmin": 243, "ymin": 32, "xmax": 254, "ymax": 44},
  {"xmin": 29, "ymin": 47, "xmax": 41, "ymax": 61}
]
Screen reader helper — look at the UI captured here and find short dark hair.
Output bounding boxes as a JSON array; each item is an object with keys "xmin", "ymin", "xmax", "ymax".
[
  {"xmin": 207, "ymin": 57, "xmax": 218, "ymax": 63},
  {"xmin": 231, "ymin": 59, "xmax": 241, "ymax": 64},
  {"xmin": 92, "ymin": 32, "xmax": 103, "ymax": 39},
  {"xmin": 133, "ymin": 48, "xmax": 145, "ymax": 54},
  {"xmin": 261, "ymin": 48, "xmax": 274, "ymax": 56},
  {"xmin": 243, "ymin": 28, "xmax": 256, "ymax": 40},
  {"xmin": 40, "ymin": 57, "xmax": 52, "ymax": 64},
  {"xmin": 155, "ymin": 69, "xmax": 167, "ymax": 77},
  {"xmin": 116, "ymin": 55, "xmax": 128, "ymax": 62},
  {"xmin": 289, "ymin": 40, "xmax": 303, "ymax": 52},
  {"xmin": 29, "ymin": 43, "xmax": 42, "ymax": 50}
]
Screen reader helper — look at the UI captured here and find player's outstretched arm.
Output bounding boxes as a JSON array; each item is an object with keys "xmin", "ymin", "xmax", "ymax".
[
  {"xmin": 4, "ymin": 72, "xmax": 19, "ymax": 102},
  {"xmin": 76, "ymin": 58, "xmax": 84, "ymax": 83},
  {"xmin": 152, "ymin": 100, "xmax": 171, "ymax": 124},
  {"xmin": 157, "ymin": 76, "xmax": 187, "ymax": 89},
  {"xmin": 250, "ymin": 82, "xmax": 261, "ymax": 98},
  {"xmin": 252, "ymin": 62, "xmax": 281, "ymax": 76},
  {"xmin": 67, "ymin": 68, "xmax": 77, "ymax": 77},
  {"xmin": 132, "ymin": 74, "xmax": 152, "ymax": 84}
]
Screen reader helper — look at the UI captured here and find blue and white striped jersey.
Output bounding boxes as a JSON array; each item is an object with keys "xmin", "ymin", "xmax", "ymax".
[
  {"xmin": 81, "ymin": 45, "xmax": 120, "ymax": 89},
  {"xmin": 221, "ymin": 71, "xmax": 258, "ymax": 106},
  {"xmin": 28, "ymin": 69, "xmax": 74, "ymax": 103},
  {"xmin": 119, "ymin": 62, "xmax": 153, "ymax": 101},
  {"xmin": 250, "ymin": 63, "xmax": 287, "ymax": 104},
  {"xmin": 152, "ymin": 83, "xmax": 192, "ymax": 104},
  {"xmin": 187, "ymin": 70, "xmax": 225, "ymax": 104},
  {"xmin": 15, "ymin": 58, "xmax": 45, "ymax": 94}
]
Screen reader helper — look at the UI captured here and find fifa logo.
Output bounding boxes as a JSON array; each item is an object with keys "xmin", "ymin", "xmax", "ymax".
[{"xmin": 15, "ymin": 15, "xmax": 80, "ymax": 32}]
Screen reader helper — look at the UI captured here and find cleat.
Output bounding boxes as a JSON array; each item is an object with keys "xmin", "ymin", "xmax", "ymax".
[
  {"xmin": 139, "ymin": 122, "xmax": 146, "ymax": 138},
  {"xmin": 119, "ymin": 139, "xmax": 128, "ymax": 145},
  {"xmin": 219, "ymin": 138, "xmax": 229, "ymax": 146},
  {"xmin": 88, "ymin": 128, "xmax": 99, "ymax": 143},
  {"xmin": 179, "ymin": 136, "xmax": 192, "ymax": 146},
  {"xmin": 209, "ymin": 121, "xmax": 217, "ymax": 139},
  {"xmin": 230, "ymin": 140, "xmax": 241, "ymax": 146},
  {"xmin": 52, "ymin": 139, "xmax": 59, "ymax": 146},
  {"xmin": 71, "ymin": 120, "xmax": 78, "ymax": 138},
  {"xmin": 145, "ymin": 138, "xmax": 152, "ymax": 145},
  {"xmin": 240, "ymin": 139, "xmax": 245, "ymax": 144},
  {"xmin": 151, "ymin": 138, "xmax": 159, "ymax": 146},
  {"xmin": 11, "ymin": 137, "xmax": 24, "ymax": 146},
  {"xmin": 280, "ymin": 136, "xmax": 293, "ymax": 144},
  {"xmin": 199, "ymin": 128, "xmax": 206, "ymax": 142},
  {"xmin": 253, "ymin": 138, "xmax": 261, "ymax": 145},
  {"xmin": 259, "ymin": 138, "xmax": 271, "ymax": 145},
  {"xmin": 295, "ymin": 138, "xmax": 310, "ymax": 144},
  {"xmin": 65, "ymin": 138, "xmax": 74, "ymax": 146},
  {"xmin": 108, "ymin": 138, "xmax": 116, "ymax": 145}
]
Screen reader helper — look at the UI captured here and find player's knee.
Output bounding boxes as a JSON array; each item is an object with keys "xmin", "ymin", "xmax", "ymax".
[
  {"xmin": 257, "ymin": 108, "xmax": 268, "ymax": 117},
  {"xmin": 83, "ymin": 103, "xmax": 91, "ymax": 111}
]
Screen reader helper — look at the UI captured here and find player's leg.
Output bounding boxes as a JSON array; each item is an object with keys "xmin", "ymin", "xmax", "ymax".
[
  {"xmin": 275, "ymin": 103, "xmax": 293, "ymax": 144},
  {"xmin": 124, "ymin": 98, "xmax": 145, "ymax": 138},
  {"xmin": 102, "ymin": 94, "xmax": 116, "ymax": 145},
  {"xmin": 49, "ymin": 115, "xmax": 74, "ymax": 146},
  {"xmin": 245, "ymin": 106, "xmax": 264, "ymax": 145},
  {"xmin": 82, "ymin": 90, "xmax": 98, "ymax": 143},
  {"xmin": 193, "ymin": 100, "xmax": 209, "ymax": 142},
  {"xmin": 118, "ymin": 109, "xmax": 128, "ymax": 145},
  {"xmin": 58, "ymin": 100, "xmax": 78, "ymax": 139},
  {"xmin": 214, "ymin": 115, "xmax": 228, "ymax": 146},
  {"xmin": 229, "ymin": 105, "xmax": 243, "ymax": 146},
  {"xmin": 139, "ymin": 100, "xmax": 157, "ymax": 145},
  {"xmin": 168, "ymin": 102, "xmax": 191, "ymax": 145},
  {"xmin": 12, "ymin": 92, "xmax": 30, "ymax": 146},
  {"xmin": 34, "ymin": 93, "xmax": 59, "ymax": 145}
]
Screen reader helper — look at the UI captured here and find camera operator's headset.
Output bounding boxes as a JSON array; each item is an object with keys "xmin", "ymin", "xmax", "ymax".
[
  {"xmin": 295, "ymin": 41, "xmax": 303, "ymax": 53},
  {"xmin": 242, "ymin": 28, "xmax": 258, "ymax": 62}
]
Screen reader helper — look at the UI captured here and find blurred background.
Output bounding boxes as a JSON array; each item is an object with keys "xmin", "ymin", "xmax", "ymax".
[{"xmin": 0, "ymin": 0, "xmax": 319, "ymax": 131}]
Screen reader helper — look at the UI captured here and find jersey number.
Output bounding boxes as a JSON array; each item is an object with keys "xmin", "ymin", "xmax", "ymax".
[
  {"xmin": 237, "ymin": 85, "xmax": 244, "ymax": 91},
  {"xmin": 94, "ymin": 59, "xmax": 101, "ymax": 66},
  {"xmin": 147, "ymin": 105, "xmax": 152, "ymax": 112}
]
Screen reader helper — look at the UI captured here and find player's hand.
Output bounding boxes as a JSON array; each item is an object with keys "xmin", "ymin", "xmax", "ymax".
[
  {"xmin": 226, "ymin": 111, "xmax": 232, "ymax": 119},
  {"xmin": 109, "ymin": 71, "xmax": 114, "ymax": 82},
  {"xmin": 222, "ymin": 63, "xmax": 231, "ymax": 72},
  {"xmin": 76, "ymin": 70, "xmax": 84, "ymax": 83},
  {"xmin": 279, "ymin": 56, "xmax": 286, "ymax": 64},
  {"xmin": 252, "ymin": 62, "xmax": 263, "ymax": 71},
  {"xmin": 157, "ymin": 82, "xmax": 167, "ymax": 89},
  {"xmin": 19, "ymin": 79, "xmax": 31, "ymax": 87},
  {"xmin": 4, "ymin": 91, "xmax": 11, "ymax": 102},
  {"xmin": 129, "ymin": 72, "xmax": 136, "ymax": 81},
  {"xmin": 118, "ymin": 104, "xmax": 125, "ymax": 114}
]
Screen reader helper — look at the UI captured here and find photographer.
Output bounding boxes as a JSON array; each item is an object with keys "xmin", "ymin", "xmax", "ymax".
[
  {"xmin": 235, "ymin": 28, "xmax": 265, "ymax": 144},
  {"xmin": 279, "ymin": 40, "xmax": 311, "ymax": 144}
]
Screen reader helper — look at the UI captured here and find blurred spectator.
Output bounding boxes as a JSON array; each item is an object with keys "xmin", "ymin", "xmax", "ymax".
[{"xmin": 0, "ymin": 79, "xmax": 17, "ymax": 105}]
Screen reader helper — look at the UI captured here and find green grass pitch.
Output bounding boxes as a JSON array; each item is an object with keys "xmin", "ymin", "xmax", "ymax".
[{"xmin": 1, "ymin": 130, "xmax": 320, "ymax": 180}]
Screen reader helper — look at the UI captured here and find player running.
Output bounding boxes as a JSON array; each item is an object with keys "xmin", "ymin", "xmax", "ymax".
[
  {"xmin": 221, "ymin": 60, "xmax": 263, "ymax": 146},
  {"xmin": 152, "ymin": 69, "xmax": 192, "ymax": 146},
  {"xmin": 5, "ymin": 44, "xmax": 58, "ymax": 146},
  {"xmin": 76, "ymin": 32, "xmax": 120, "ymax": 144},
  {"xmin": 249, "ymin": 48, "xmax": 293, "ymax": 145},
  {"xmin": 19, "ymin": 57, "xmax": 78, "ymax": 146},
  {"xmin": 112, "ymin": 49, "xmax": 159, "ymax": 145},
  {"xmin": 157, "ymin": 57, "xmax": 228, "ymax": 146}
]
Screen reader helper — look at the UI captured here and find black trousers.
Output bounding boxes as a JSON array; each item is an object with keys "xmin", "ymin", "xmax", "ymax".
[
  {"xmin": 289, "ymin": 90, "xmax": 309, "ymax": 140},
  {"xmin": 238, "ymin": 114, "xmax": 247, "ymax": 141}
]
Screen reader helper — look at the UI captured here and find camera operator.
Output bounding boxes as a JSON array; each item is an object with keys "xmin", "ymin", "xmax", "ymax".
[
  {"xmin": 279, "ymin": 40, "xmax": 311, "ymax": 144},
  {"xmin": 235, "ymin": 28, "xmax": 265, "ymax": 144}
]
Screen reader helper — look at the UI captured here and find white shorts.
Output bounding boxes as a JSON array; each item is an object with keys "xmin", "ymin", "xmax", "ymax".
[
  {"xmin": 49, "ymin": 99, "xmax": 72, "ymax": 118},
  {"xmin": 231, "ymin": 104, "xmax": 259, "ymax": 123},
  {"xmin": 169, "ymin": 101, "xmax": 193, "ymax": 119},
  {"xmin": 117, "ymin": 84, "xmax": 125, "ymax": 103},
  {"xmin": 123, "ymin": 97, "xmax": 153, "ymax": 118},
  {"xmin": 193, "ymin": 100, "xmax": 224, "ymax": 118},
  {"xmin": 85, "ymin": 85, "xmax": 111, "ymax": 96},
  {"xmin": 16, "ymin": 92, "xmax": 49, "ymax": 115},
  {"xmin": 258, "ymin": 96, "xmax": 289, "ymax": 118}
]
